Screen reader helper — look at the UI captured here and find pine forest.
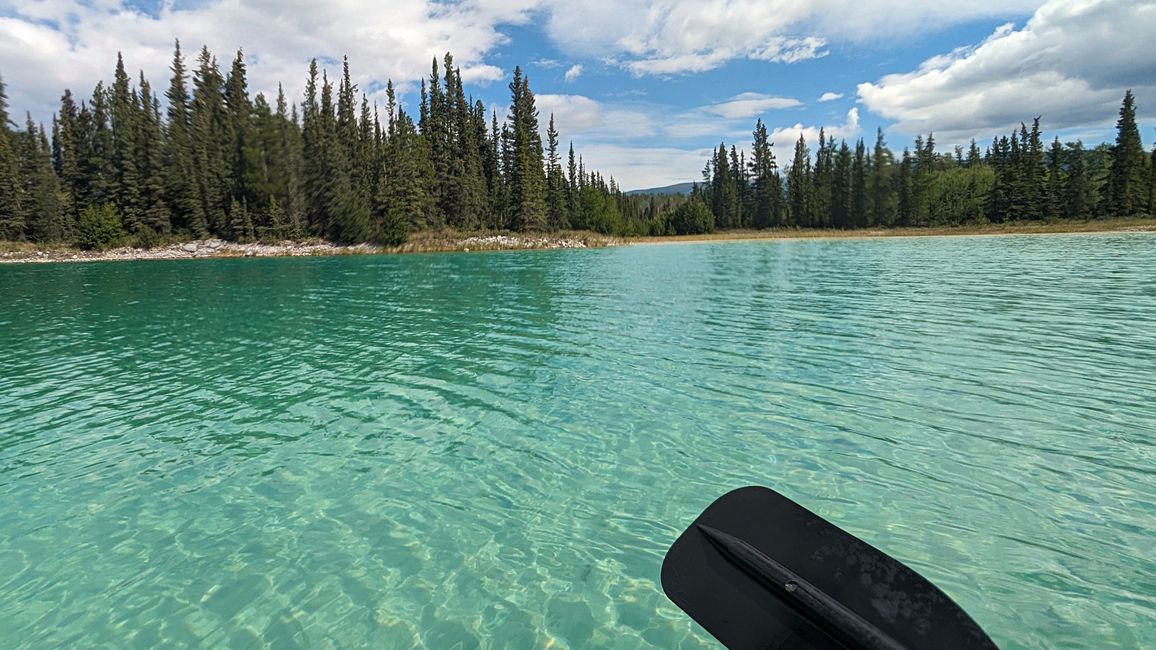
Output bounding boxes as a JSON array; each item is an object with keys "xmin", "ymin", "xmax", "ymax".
[{"xmin": 1, "ymin": 45, "xmax": 1154, "ymax": 250}]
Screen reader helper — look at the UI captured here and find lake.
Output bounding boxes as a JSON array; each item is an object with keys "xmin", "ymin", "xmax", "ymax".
[{"xmin": 2, "ymin": 234, "xmax": 1155, "ymax": 649}]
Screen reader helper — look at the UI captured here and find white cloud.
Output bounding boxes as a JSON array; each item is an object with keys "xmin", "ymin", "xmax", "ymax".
[
  {"xmin": 768, "ymin": 108, "xmax": 862, "ymax": 166},
  {"xmin": 578, "ymin": 143, "xmax": 715, "ymax": 191},
  {"xmin": 818, "ymin": 92, "xmax": 843, "ymax": 102},
  {"xmin": 0, "ymin": 0, "xmax": 536, "ymax": 122},
  {"xmin": 705, "ymin": 92, "xmax": 803, "ymax": 119},
  {"xmin": 543, "ymin": 0, "xmax": 1044, "ymax": 75},
  {"xmin": 858, "ymin": 0, "xmax": 1156, "ymax": 143},
  {"xmin": 563, "ymin": 64, "xmax": 583, "ymax": 82}
]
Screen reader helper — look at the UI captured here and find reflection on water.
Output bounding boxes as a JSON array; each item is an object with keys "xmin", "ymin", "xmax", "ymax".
[{"xmin": 2, "ymin": 233, "xmax": 1155, "ymax": 649}]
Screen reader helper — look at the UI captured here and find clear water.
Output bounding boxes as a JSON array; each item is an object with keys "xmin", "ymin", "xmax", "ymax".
[{"xmin": 2, "ymin": 234, "xmax": 1155, "ymax": 649}]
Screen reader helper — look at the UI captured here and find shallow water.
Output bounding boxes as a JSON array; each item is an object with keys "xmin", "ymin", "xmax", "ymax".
[{"xmin": 2, "ymin": 233, "xmax": 1155, "ymax": 649}]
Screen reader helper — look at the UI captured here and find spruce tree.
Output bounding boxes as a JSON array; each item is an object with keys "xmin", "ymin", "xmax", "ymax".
[
  {"xmin": 506, "ymin": 67, "xmax": 547, "ymax": 231},
  {"xmin": 164, "ymin": 41, "xmax": 207, "ymax": 236},
  {"xmin": 109, "ymin": 53, "xmax": 142, "ymax": 232},
  {"xmin": 0, "ymin": 75, "xmax": 26, "ymax": 240},
  {"xmin": 787, "ymin": 133, "xmax": 812, "ymax": 227},
  {"xmin": 191, "ymin": 47, "xmax": 230, "ymax": 236},
  {"xmin": 749, "ymin": 119, "xmax": 781, "ymax": 228},
  {"xmin": 1149, "ymin": 145, "xmax": 1156, "ymax": 216},
  {"xmin": 1064, "ymin": 141, "xmax": 1091, "ymax": 219},
  {"xmin": 136, "ymin": 76, "xmax": 172, "ymax": 236},
  {"xmin": 851, "ymin": 139, "xmax": 868, "ymax": 228},
  {"xmin": 1106, "ymin": 90, "xmax": 1147, "ymax": 216},
  {"xmin": 832, "ymin": 140, "xmax": 852, "ymax": 228},
  {"xmin": 54, "ymin": 90, "xmax": 82, "ymax": 224},
  {"xmin": 225, "ymin": 49, "xmax": 259, "ymax": 230},
  {"xmin": 1020, "ymin": 118, "xmax": 1046, "ymax": 220},
  {"xmin": 869, "ymin": 128, "xmax": 894, "ymax": 226},
  {"xmin": 545, "ymin": 114, "xmax": 568, "ymax": 230},
  {"xmin": 1044, "ymin": 137, "xmax": 1064, "ymax": 222},
  {"xmin": 897, "ymin": 148, "xmax": 913, "ymax": 226},
  {"xmin": 78, "ymin": 82, "xmax": 116, "ymax": 218}
]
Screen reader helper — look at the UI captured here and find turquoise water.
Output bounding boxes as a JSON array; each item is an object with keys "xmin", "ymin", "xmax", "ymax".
[{"xmin": 2, "ymin": 234, "xmax": 1155, "ymax": 649}]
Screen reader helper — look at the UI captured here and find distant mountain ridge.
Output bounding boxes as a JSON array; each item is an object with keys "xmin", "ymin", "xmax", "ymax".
[{"xmin": 624, "ymin": 182, "xmax": 697, "ymax": 196}]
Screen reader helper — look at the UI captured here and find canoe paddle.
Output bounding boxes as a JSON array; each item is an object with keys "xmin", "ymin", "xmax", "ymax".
[{"xmin": 661, "ymin": 487, "xmax": 999, "ymax": 649}]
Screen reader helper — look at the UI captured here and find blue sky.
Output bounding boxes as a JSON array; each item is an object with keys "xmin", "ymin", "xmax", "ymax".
[{"xmin": 2, "ymin": 0, "xmax": 1154, "ymax": 189}]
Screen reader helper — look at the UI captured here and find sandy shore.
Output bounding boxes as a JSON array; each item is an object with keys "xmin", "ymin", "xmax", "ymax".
[
  {"xmin": 0, "ymin": 232, "xmax": 620, "ymax": 264},
  {"xmin": 3, "ymin": 219, "xmax": 1153, "ymax": 264},
  {"xmin": 628, "ymin": 218, "xmax": 1156, "ymax": 245}
]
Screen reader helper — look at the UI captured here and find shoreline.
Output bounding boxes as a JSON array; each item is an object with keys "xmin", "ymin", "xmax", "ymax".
[
  {"xmin": 2, "ymin": 219, "xmax": 1154, "ymax": 264},
  {"xmin": 0, "ymin": 231, "xmax": 622, "ymax": 264},
  {"xmin": 628, "ymin": 218, "xmax": 1156, "ymax": 245}
]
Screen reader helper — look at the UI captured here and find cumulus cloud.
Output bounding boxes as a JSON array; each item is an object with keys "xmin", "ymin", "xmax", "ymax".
[
  {"xmin": 767, "ymin": 108, "xmax": 862, "ymax": 166},
  {"xmin": 563, "ymin": 64, "xmax": 583, "ymax": 82},
  {"xmin": 858, "ymin": 0, "xmax": 1156, "ymax": 142},
  {"xmin": 0, "ymin": 0, "xmax": 536, "ymax": 121},
  {"xmin": 543, "ymin": 0, "xmax": 1043, "ymax": 75},
  {"xmin": 704, "ymin": 93, "xmax": 803, "ymax": 119},
  {"xmin": 818, "ymin": 92, "xmax": 843, "ymax": 102}
]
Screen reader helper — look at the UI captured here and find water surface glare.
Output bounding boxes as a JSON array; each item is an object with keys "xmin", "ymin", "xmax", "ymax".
[{"xmin": 2, "ymin": 234, "xmax": 1155, "ymax": 649}]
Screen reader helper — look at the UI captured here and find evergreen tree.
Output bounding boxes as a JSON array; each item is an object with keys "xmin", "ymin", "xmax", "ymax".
[
  {"xmin": 1149, "ymin": 145, "xmax": 1156, "ymax": 216},
  {"xmin": 545, "ymin": 113, "xmax": 568, "ymax": 229},
  {"xmin": 869, "ymin": 128, "xmax": 894, "ymax": 226},
  {"xmin": 136, "ymin": 76, "xmax": 171, "ymax": 236},
  {"xmin": 109, "ymin": 53, "xmax": 142, "ymax": 232},
  {"xmin": 53, "ymin": 89, "xmax": 82, "ymax": 224},
  {"xmin": 1020, "ymin": 118, "xmax": 1046, "ymax": 220},
  {"xmin": 20, "ymin": 116, "xmax": 66, "ymax": 241},
  {"xmin": 787, "ymin": 133, "xmax": 812, "ymax": 227},
  {"xmin": 831, "ymin": 140, "xmax": 852, "ymax": 228},
  {"xmin": 812, "ymin": 128, "xmax": 832, "ymax": 226},
  {"xmin": 851, "ymin": 138, "xmax": 868, "ymax": 228},
  {"xmin": 164, "ymin": 41, "xmax": 207, "ymax": 236},
  {"xmin": 505, "ymin": 67, "xmax": 547, "ymax": 231},
  {"xmin": 443, "ymin": 57, "xmax": 486, "ymax": 229},
  {"xmin": 748, "ymin": 119, "xmax": 781, "ymax": 228},
  {"xmin": 1064, "ymin": 141, "xmax": 1092, "ymax": 219},
  {"xmin": 77, "ymin": 82, "xmax": 116, "ymax": 217},
  {"xmin": 1105, "ymin": 90, "xmax": 1148, "ymax": 216},
  {"xmin": 0, "ymin": 75, "xmax": 26, "ymax": 239},
  {"xmin": 191, "ymin": 47, "xmax": 230, "ymax": 235},
  {"xmin": 1044, "ymin": 137, "xmax": 1064, "ymax": 221},
  {"xmin": 897, "ymin": 148, "xmax": 913, "ymax": 226},
  {"xmin": 377, "ymin": 106, "xmax": 433, "ymax": 237}
]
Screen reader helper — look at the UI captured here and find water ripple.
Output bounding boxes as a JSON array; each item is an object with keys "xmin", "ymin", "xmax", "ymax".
[{"xmin": 2, "ymin": 234, "xmax": 1156, "ymax": 648}]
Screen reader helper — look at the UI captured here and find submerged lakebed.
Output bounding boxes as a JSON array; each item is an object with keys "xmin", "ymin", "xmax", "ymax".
[{"xmin": 1, "ymin": 234, "xmax": 1154, "ymax": 648}]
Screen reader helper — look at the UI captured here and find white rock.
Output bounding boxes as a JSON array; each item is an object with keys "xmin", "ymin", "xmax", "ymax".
[{"xmin": 182, "ymin": 243, "xmax": 198, "ymax": 253}]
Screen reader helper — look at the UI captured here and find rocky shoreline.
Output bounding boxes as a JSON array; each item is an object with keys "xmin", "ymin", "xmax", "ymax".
[{"xmin": 0, "ymin": 233, "xmax": 614, "ymax": 264}]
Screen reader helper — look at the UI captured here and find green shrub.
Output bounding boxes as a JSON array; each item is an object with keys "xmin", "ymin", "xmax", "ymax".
[
  {"xmin": 669, "ymin": 197, "xmax": 714, "ymax": 235},
  {"xmin": 75, "ymin": 204, "xmax": 124, "ymax": 251}
]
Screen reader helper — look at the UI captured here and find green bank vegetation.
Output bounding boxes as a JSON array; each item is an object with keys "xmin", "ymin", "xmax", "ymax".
[
  {"xmin": 0, "ymin": 46, "xmax": 635, "ymax": 250},
  {"xmin": 679, "ymin": 91, "xmax": 1156, "ymax": 235},
  {"xmin": 1, "ymin": 46, "xmax": 1154, "ymax": 250}
]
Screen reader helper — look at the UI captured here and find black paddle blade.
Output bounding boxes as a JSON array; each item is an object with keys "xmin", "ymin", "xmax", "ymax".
[{"xmin": 661, "ymin": 487, "xmax": 999, "ymax": 650}]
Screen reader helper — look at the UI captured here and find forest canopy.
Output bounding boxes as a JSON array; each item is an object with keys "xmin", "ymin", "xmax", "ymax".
[{"xmin": 1, "ymin": 46, "xmax": 1154, "ymax": 247}]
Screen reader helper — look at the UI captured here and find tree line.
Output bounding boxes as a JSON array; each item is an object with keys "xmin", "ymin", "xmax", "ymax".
[
  {"xmin": 3, "ymin": 50, "xmax": 1154, "ymax": 247},
  {"xmin": 0, "ymin": 45, "xmax": 638, "ymax": 248},
  {"xmin": 678, "ymin": 92, "xmax": 1156, "ymax": 235}
]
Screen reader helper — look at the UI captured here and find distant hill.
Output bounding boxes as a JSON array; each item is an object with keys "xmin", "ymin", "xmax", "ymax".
[{"xmin": 624, "ymin": 182, "xmax": 696, "ymax": 196}]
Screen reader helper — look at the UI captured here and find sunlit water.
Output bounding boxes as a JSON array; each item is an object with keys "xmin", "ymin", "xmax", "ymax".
[{"xmin": 2, "ymin": 234, "xmax": 1155, "ymax": 649}]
